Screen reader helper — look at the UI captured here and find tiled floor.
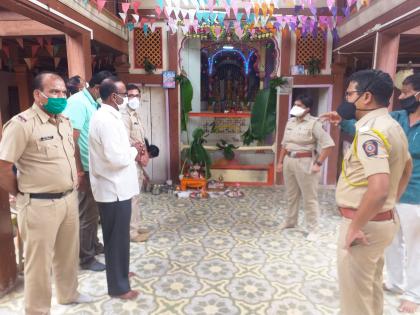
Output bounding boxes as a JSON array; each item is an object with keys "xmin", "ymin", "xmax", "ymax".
[{"xmin": 0, "ymin": 187, "xmax": 417, "ymax": 314}]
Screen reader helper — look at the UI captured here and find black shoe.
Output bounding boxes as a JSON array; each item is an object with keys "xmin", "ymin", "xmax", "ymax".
[{"xmin": 82, "ymin": 260, "xmax": 106, "ymax": 272}]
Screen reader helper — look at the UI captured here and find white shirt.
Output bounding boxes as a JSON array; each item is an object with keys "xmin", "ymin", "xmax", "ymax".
[{"xmin": 88, "ymin": 104, "xmax": 139, "ymax": 202}]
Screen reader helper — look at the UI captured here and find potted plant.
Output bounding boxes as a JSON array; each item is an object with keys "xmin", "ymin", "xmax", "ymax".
[
  {"xmin": 215, "ymin": 140, "xmax": 239, "ymax": 165},
  {"xmin": 305, "ymin": 56, "xmax": 321, "ymax": 76},
  {"xmin": 180, "ymin": 128, "xmax": 212, "ymax": 179},
  {"xmin": 144, "ymin": 57, "xmax": 156, "ymax": 74}
]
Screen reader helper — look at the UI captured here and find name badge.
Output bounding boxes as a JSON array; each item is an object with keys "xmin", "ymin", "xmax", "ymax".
[{"xmin": 40, "ymin": 136, "xmax": 54, "ymax": 141}]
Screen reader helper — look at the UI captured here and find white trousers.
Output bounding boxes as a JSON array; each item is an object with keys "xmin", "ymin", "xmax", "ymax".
[{"xmin": 385, "ymin": 203, "xmax": 420, "ymax": 304}]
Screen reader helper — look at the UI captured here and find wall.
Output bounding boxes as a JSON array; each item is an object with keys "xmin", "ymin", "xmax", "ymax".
[
  {"xmin": 0, "ymin": 72, "xmax": 17, "ymax": 124},
  {"xmin": 179, "ymin": 38, "xmax": 201, "ymax": 112}
]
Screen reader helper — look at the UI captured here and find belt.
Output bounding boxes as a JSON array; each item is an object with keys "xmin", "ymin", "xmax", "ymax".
[
  {"xmin": 287, "ymin": 151, "xmax": 313, "ymax": 158},
  {"xmin": 29, "ymin": 189, "xmax": 73, "ymax": 199},
  {"xmin": 339, "ymin": 207, "xmax": 394, "ymax": 222}
]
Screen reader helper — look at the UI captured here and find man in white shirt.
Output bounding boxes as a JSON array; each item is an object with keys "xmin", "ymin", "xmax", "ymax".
[{"xmin": 88, "ymin": 78, "xmax": 141, "ymax": 300}]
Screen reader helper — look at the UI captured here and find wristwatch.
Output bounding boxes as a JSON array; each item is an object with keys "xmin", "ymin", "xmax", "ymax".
[{"xmin": 315, "ymin": 160, "xmax": 323, "ymax": 167}]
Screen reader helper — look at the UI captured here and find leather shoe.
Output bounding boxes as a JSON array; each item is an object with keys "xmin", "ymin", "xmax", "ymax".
[{"xmin": 82, "ymin": 260, "xmax": 106, "ymax": 272}]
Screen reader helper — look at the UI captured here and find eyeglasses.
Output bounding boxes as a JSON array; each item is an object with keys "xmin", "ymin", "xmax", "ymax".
[
  {"xmin": 116, "ymin": 93, "xmax": 128, "ymax": 98},
  {"xmin": 344, "ymin": 90, "xmax": 362, "ymax": 97},
  {"xmin": 128, "ymin": 94, "xmax": 140, "ymax": 99}
]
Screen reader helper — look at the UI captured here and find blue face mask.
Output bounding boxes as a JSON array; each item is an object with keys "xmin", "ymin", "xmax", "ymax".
[{"xmin": 40, "ymin": 92, "xmax": 68, "ymax": 114}]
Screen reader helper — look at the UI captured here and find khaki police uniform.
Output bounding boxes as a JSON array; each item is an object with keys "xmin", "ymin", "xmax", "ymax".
[
  {"xmin": 281, "ymin": 114, "xmax": 334, "ymax": 230},
  {"xmin": 336, "ymin": 108, "xmax": 411, "ymax": 315},
  {"xmin": 121, "ymin": 106, "xmax": 146, "ymax": 238},
  {"xmin": 0, "ymin": 104, "xmax": 79, "ymax": 315}
]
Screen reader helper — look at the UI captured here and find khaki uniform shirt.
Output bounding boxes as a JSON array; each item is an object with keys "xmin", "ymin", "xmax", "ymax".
[
  {"xmin": 336, "ymin": 108, "xmax": 411, "ymax": 212},
  {"xmin": 121, "ymin": 106, "xmax": 146, "ymax": 145},
  {"xmin": 0, "ymin": 104, "xmax": 77, "ymax": 193},
  {"xmin": 281, "ymin": 114, "xmax": 335, "ymax": 152}
]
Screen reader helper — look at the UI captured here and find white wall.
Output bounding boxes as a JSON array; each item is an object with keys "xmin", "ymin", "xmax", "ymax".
[{"xmin": 180, "ymin": 38, "xmax": 201, "ymax": 112}]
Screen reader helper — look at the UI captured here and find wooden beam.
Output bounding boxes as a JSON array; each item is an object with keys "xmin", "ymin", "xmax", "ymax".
[
  {"xmin": 276, "ymin": 29, "xmax": 291, "ymax": 185},
  {"xmin": 0, "ymin": 20, "xmax": 63, "ymax": 36},
  {"xmin": 337, "ymin": 1, "xmax": 420, "ymax": 52},
  {"xmin": 66, "ymin": 32, "xmax": 92, "ymax": 81},
  {"xmin": 402, "ymin": 25, "xmax": 420, "ymax": 35}
]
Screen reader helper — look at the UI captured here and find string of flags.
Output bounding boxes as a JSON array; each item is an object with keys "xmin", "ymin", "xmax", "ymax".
[{"xmin": 75, "ymin": 0, "xmax": 371, "ymax": 40}]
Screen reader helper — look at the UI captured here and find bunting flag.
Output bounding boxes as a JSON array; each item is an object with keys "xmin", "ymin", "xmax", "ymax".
[
  {"xmin": 261, "ymin": 3, "xmax": 268, "ymax": 16},
  {"xmin": 236, "ymin": 12, "xmax": 243, "ymax": 22},
  {"xmin": 36, "ymin": 37, "xmax": 44, "ymax": 47},
  {"xmin": 45, "ymin": 44, "xmax": 54, "ymax": 57},
  {"xmin": 155, "ymin": 7, "xmax": 162, "ymax": 17},
  {"xmin": 121, "ymin": 2, "xmax": 131, "ymax": 14},
  {"xmin": 132, "ymin": 1, "xmax": 140, "ymax": 13},
  {"xmin": 244, "ymin": 2, "xmax": 252, "ymax": 18},
  {"xmin": 132, "ymin": 14, "xmax": 140, "ymax": 23},
  {"xmin": 119, "ymin": 12, "xmax": 127, "ymax": 23},
  {"xmin": 2, "ymin": 45, "xmax": 10, "ymax": 59},
  {"xmin": 24, "ymin": 58, "xmax": 35, "ymax": 70},
  {"xmin": 16, "ymin": 38, "xmax": 24, "ymax": 49},
  {"xmin": 54, "ymin": 57, "xmax": 61, "ymax": 69},
  {"xmin": 96, "ymin": 0, "xmax": 106, "ymax": 12},
  {"xmin": 188, "ymin": 9, "xmax": 196, "ymax": 19},
  {"xmin": 31, "ymin": 45, "xmax": 40, "ymax": 57}
]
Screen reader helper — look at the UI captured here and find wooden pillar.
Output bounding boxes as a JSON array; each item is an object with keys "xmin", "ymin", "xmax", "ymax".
[
  {"xmin": 373, "ymin": 32, "xmax": 400, "ymax": 109},
  {"xmin": 65, "ymin": 32, "xmax": 92, "ymax": 81},
  {"xmin": 328, "ymin": 62, "xmax": 347, "ymax": 185},
  {"xmin": 167, "ymin": 32, "xmax": 180, "ymax": 182},
  {"xmin": 114, "ymin": 54, "xmax": 130, "ymax": 82},
  {"xmin": 14, "ymin": 64, "xmax": 32, "ymax": 111},
  {"xmin": 0, "ymin": 111, "xmax": 17, "ymax": 297},
  {"xmin": 276, "ymin": 29, "xmax": 291, "ymax": 185}
]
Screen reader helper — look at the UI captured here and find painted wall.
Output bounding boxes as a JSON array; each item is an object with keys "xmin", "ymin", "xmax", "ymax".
[{"xmin": 180, "ymin": 38, "xmax": 201, "ymax": 112}]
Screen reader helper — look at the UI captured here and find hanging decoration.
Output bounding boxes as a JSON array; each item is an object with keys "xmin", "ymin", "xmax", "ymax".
[{"xmin": 72, "ymin": 0, "xmax": 371, "ymax": 39}]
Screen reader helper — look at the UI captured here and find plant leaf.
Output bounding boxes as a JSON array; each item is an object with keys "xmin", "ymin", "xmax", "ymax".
[
  {"xmin": 178, "ymin": 74, "xmax": 193, "ymax": 132},
  {"xmin": 248, "ymin": 88, "xmax": 277, "ymax": 142}
]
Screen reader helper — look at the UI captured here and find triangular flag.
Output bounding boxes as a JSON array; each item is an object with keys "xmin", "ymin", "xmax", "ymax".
[
  {"xmin": 231, "ymin": 2, "xmax": 238, "ymax": 18},
  {"xmin": 54, "ymin": 57, "xmax": 61, "ymax": 68},
  {"xmin": 260, "ymin": 15, "xmax": 269, "ymax": 27},
  {"xmin": 173, "ymin": 7, "xmax": 180, "ymax": 18},
  {"xmin": 269, "ymin": 4, "xmax": 274, "ymax": 16},
  {"xmin": 121, "ymin": 2, "xmax": 130, "ymax": 14},
  {"xmin": 45, "ymin": 38, "xmax": 52, "ymax": 46},
  {"xmin": 155, "ymin": 7, "xmax": 162, "ymax": 17},
  {"xmin": 127, "ymin": 22, "xmax": 135, "ymax": 31},
  {"xmin": 236, "ymin": 12, "xmax": 243, "ymax": 22},
  {"xmin": 132, "ymin": 14, "xmax": 140, "ymax": 23},
  {"xmin": 224, "ymin": 0, "xmax": 230, "ymax": 17},
  {"xmin": 180, "ymin": 9, "xmax": 188, "ymax": 18},
  {"xmin": 143, "ymin": 23, "xmax": 149, "ymax": 34},
  {"xmin": 156, "ymin": 0, "xmax": 164, "ymax": 9},
  {"xmin": 244, "ymin": 2, "xmax": 252, "ymax": 17},
  {"xmin": 253, "ymin": 3, "xmax": 260, "ymax": 15},
  {"xmin": 24, "ymin": 58, "xmax": 34, "ymax": 70},
  {"xmin": 132, "ymin": 1, "xmax": 140, "ymax": 13},
  {"xmin": 261, "ymin": 3, "xmax": 268, "ymax": 16},
  {"xmin": 36, "ymin": 37, "xmax": 44, "ymax": 47},
  {"xmin": 31, "ymin": 45, "xmax": 40, "ymax": 57},
  {"xmin": 45, "ymin": 44, "xmax": 54, "ymax": 56},
  {"xmin": 208, "ymin": 0, "xmax": 214, "ymax": 13},
  {"xmin": 96, "ymin": 0, "xmax": 106, "ymax": 12},
  {"xmin": 119, "ymin": 12, "xmax": 127, "ymax": 23},
  {"xmin": 16, "ymin": 38, "xmax": 24, "ymax": 49},
  {"xmin": 188, "ymin": 9, "xmax": 195, "ymax": 19},
  {"xmin": 2, "ymin": 46, "xmax": 9, "ymax": 59}
]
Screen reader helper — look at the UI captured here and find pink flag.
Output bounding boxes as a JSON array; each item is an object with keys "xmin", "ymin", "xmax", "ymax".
[
  {"xmin": 16, "ymin": 38, "xmax": 24, "ymax": 49},
  {"xmin": 31, "ymin": 45, "xmax": 40, "ymax": 57},
  {"xmin": 96, "ymin": 0, "xmax": 106, "ymax": 12},
  {"xmin": 36, "ymin": 37, "xmax": 44, "ymax": 47},
  {"xmin": 327, "ymin": 0, "xmax": 335, "ymax": 10},
  {"xmin": 208, "ymin": 0, "xmax": 214, "ymax": 13},
  {"xmin": 121, "ymin": 2, "xmax": 131, "ymax": 14},
  {"xmin": 132, "ymin": 1, "xmax": 140, "ymax": 13},
  {"xmin": 155, "ymin": 7, "xmax": 162, "ymax": 17},
  {"xmin": 214, "ymin": 26, "xmax": 222, "ymax": 39},
  {"xmin": 244, "ymin": 2, "xmax": 252, "ymax": 17}
]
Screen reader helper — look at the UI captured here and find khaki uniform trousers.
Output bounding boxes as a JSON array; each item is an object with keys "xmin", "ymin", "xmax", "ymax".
[
  {"xmin": 130, "ymin": 164, "xmax": 144, "ymax": 238},
  {"xmin": 16, "ymin": 191, "xmax": 79, "ymax": 315},
  {"xmin": 283, "ymin": 155, "xmax": 320, "ymax": 230},
  {"xmin": 337, "ymin": 217, "xmax": 398, "ymax": 315}
]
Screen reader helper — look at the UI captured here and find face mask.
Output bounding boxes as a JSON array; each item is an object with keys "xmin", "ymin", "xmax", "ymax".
[
  {"xmin": 40, "ymin": 92, "xmax": 67, "ymax": 114},
  {"xmin": 290, "ymin": 105, "xmax": 306, "ymax": 117},
  {"xmin": 128, "ymin": 97, "xmax": 140, "ymax": 110},
  {"xmin": 400, "ymin": 92, "xmax": 420, "ymax": 114},
  {"xmin": 85, "ymin": 82, "xmax": 90, "ymax": 89},
  {"xmin": 122, "ymin": 97, "xmax": 129, "ymax": 107},
  {"xmin": 96, "ymin": 97, "xmax": 102, "ymax": 105}
]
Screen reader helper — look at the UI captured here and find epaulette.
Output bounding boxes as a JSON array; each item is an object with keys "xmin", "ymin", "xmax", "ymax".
[{"xmin": 17, "ymin": 115, "xmax": 27, "ymax": 122}]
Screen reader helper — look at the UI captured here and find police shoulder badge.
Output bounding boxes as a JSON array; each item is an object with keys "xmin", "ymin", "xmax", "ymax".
[{"xmin": 362, "ymin": 140, "xmax": 378, "ymax": 157}]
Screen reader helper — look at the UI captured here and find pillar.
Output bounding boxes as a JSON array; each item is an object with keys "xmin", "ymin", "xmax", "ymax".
[
  {"xmin": 276, "ymin": 29, "xmax": 291, "ymax": 185},
  {"xmin": 14, "ymin": 64, "xmax": 32, "ymax": 111},
  {"xmin": 167, "ymin": 32, "xmax": 180, "ymax": 182},
  {"xmin": 373, "ymin": 32, "xmax": 400, "ymax": 109},
  {"xmin": 0, "ymin": 111, "xmax": 17, "ymax": 296},
  {"xmin": 65, "ymin": 32, "xmax": 92, "ymax": 81}
]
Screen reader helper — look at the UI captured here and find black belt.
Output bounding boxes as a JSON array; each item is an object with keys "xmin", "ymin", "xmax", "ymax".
[{"xmin": 29, "ymin": 189, "xmax": 73, "ymax": 199}]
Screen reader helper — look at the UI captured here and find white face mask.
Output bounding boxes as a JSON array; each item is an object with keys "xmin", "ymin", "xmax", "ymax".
[
  {"xmin": 128, "ymin": 97, "xmax": 140, "ymax": 110},
  {"xmin": 290, "ymin": 105, "xmax": 306, "ymax": 117},
  {"xmin": 122, "ymin": 97, "xmax": 129, "ymax": 107}
]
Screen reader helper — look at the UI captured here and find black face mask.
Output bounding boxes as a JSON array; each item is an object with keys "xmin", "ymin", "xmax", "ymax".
[
  {"xmin": 337, "ymin": 93, "xmax": 377, "ymax": 121},
  {"xmin": 400, "ymin": 93, "xmax": 420, "ymax": 114}
]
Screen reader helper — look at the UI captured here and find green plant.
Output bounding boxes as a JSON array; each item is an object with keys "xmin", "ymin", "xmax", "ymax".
[
  {"xmin": 216, "ymin": 139, "xmax": 239, "ymax": 161},
  {"xmin": 242, "ymin": 88, "xmax": 277, "ymax": 145},
  {"xmin": 180, "ymin": 128, "xmax": 212, "ymax": 179},
  {"xmin": 144, "ymin": 57, "xmax": 156, "ymax": 74},
  {"xmin": 176, "ymin": 73, "xmax": 193, "ymax": 142},
  {"xmin": 305, "ymin": 56, "xmax": 321, "ymax": 76},
  {"xmin": 269, "ymin": 76, "xmax": 288, "ymax": 89}
]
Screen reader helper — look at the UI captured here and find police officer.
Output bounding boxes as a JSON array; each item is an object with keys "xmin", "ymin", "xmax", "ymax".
[
  {"xmin": 277, "ymin": 94, "xmax": 335, "ymax": 241},
  {"xmin": 0, "ymin": 73, "xmax": 92, "ymax": 314},
  {"xmin": 120, "ymin": 83, "xmax": 150, "ymax": 243},
  {"xmin": 321, "ymin": 69, "xmax": 412, "ymax": 315}
]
